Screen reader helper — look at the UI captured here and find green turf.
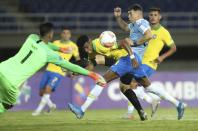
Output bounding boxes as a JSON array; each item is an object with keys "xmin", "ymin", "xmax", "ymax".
[{"xmin": 0, "ymin": 107, "xmax": 198, "ymax": 131}]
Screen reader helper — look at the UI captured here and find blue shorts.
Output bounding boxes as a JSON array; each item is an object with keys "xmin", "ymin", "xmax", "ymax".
[
  {"xmin": 142, "ymin": 64, "xmax": 155, "ymax": 77},
  {"xmin": 39, "ymin": 71, "xmax": 63, "ymax": 92},
  {"xmin": 110, "ymin": 53, "xmax": 147, "ymax": 79}
]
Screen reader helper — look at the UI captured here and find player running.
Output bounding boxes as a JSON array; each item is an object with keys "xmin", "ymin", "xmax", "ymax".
[{"xmin": 0, "ymin": 23, "xmax": 106, "ymax": 114}]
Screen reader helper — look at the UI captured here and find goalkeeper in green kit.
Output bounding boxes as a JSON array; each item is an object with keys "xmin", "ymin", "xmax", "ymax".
[{"xmin": 0, "ymin": 23, "xmax": 106, "ymax": 113}]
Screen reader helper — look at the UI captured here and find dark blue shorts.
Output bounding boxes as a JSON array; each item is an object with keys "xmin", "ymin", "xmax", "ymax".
[{"xmin": 39, "ymin": 71, "xmax": 63, "ymax": 92}]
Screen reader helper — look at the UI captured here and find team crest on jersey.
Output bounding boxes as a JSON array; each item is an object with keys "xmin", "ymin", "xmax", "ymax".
[{"xmin": 152, "ymin": 34, "xmax": 157, "ymax": 39}]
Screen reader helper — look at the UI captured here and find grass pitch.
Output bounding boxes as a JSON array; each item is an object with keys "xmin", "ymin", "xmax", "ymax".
[{"xmin": 0, "ymin": 107, "xmax": 198, "ymax": 131}]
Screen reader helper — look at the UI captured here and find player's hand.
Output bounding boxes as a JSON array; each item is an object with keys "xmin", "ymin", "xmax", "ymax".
[
  {"xmin": 88, "ymin": 72, "xmax": 107, "ymax": 87},
  {"xmin": 154, "ymin": 56, "xmax": 164, "ymax": 64},
  {"xmin": 131, "ymin": 58, "xmax": 139, "ymax": 68},
  {"xmin": 114, "ymin": 7, "xmax": 122, "ymax": 18},
  {"xmin": 95, "ymin": 55, "xmax": 105, "ymax": 65}
]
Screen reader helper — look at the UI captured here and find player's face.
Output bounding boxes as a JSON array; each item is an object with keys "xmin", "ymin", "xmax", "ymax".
[
  {"xmin": 83, "ymin": 39, "xmax": 93, "ymax": 53},
  {"xmin": 61, "ymin": 30, "xmax": 71, "ymax": 41},
  {"xmin": 149, "ymin": 11, "xmax": 161, "ymax": 25},
  {"xmin": 128, "ymin": 10, "xmax": 139, "ymax": 22}
]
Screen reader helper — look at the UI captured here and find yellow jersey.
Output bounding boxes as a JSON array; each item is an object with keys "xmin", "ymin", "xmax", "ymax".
[
  {"xmin": 142, "ymin": 25, "xmax": 174, "ymax": 70},
  {"xmin": 46, "ymin": 40, "xmax": 79, "ymax": 76},
  {"xmin": 91, "ymin": 38, "xmax": 128, "ymax": 60}
]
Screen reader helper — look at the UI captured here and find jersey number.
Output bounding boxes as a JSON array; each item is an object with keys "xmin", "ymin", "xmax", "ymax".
[{"xmin": 21, "ymin": 50, "xmax": 33, "ymax": 64}]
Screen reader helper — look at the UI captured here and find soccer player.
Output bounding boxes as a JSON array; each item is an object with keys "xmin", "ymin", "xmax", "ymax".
[
  {"xmin": 0, "ymin": 23, "xmax": 106, "ymax": 114},
  {"xmin": 115, "ymin": 6, "xmax": 186, "ymax": 119},
  {"xmin": 68, "ymin": 4, "xmax": 154, "ymax": 121},
  {"xmin": 32, "ymin": 28, "xmax": 80, "ymax": 116}
]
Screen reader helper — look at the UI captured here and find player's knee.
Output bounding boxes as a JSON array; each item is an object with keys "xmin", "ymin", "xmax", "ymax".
[
  {"xmin": 39, "ymin": 89, "xmax": 45, "ymax": 96},
  {"xmin": 136, "ymin": 76, "xmax": 151, "ymax": 88},
  {"xmin": 142, "ymin": 81, "xmax": 151, "ymax": 87},
  {"xmin": 119, "ymin": 82, "xmax": 131, "ymax": 93},
  {"xmin": 130, "ymin": 79, "xmax": 138, "ymax": 89}
]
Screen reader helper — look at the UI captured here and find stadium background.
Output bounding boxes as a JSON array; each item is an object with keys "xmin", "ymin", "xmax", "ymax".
[{"xmin": 0, "ymin": 0, "xmax": 198, "ymax": 110}]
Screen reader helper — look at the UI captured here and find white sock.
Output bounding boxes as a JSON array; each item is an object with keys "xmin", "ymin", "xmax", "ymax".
[
  {"xmin": 81, "ymin": 84, "xmax": 104, "ymax": 112},
  {"xmin": 34, "ymin": 94, "xmax": 49, "ymax": 113},
  {"xmin": 147, "ymin": 92, "xmax": 161, "ymax": 102},
  {"xmin": 146, "ymin": 84, "xmax": 179, "ymax": 107},
  {"xmin": 47, "ymin": 98, "xmax": 54, "ymax": 108},
  {"xmin": 127, "ymin": 101, "xmax": 134, "ymax": 114},
  {"xmin": 43, "ymin": 94, "xmax": 55, "ymax": 108},
  {"xmin": 133, "ymin": 87, "xmax": 153, "ymax": 104},
  {"xmin": 142, "ymin": 92, "xmax": 153, "ymax": 104}
]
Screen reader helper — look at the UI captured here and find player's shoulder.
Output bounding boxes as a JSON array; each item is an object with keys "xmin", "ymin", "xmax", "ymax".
[
  {"xmin": 68, "ymin": 40, "xmax": 77, "ymax": 46},
  {"xmin": 136, "ymin": 19, "xmax": 149, "ymax": 26},
  {"xmin": 53, "ymin": 40, "xmax": 61, "ymax": 44},
  {"xmin": 27, "ymin": 34, "xmax": 40, "ymax": 41},
  {"xmin": 160, "ymin": 26, "xmax": 171, "ymax": 35}
]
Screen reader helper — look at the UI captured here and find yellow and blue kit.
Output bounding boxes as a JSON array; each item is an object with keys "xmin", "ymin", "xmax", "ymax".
[{"xmin": 40, "ymin": 40, "xmax": 79, "ymax": 91}]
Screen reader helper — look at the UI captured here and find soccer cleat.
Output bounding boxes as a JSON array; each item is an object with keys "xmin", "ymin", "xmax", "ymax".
[
  {"xmin": 177, "ymin": 102, "xmax": 185, "ymax": 120},
  {"xmin": 32, "ymin": 111, "xmax": 40, "ymax": 116},
  {"xmin": 151, "ymin": 101, "xmax": 160, "ymax": 118},
  {"xmin": 139, "ymin": 110, "xmax": 148, "ymax": 121},
  {"xmin": 68, "ymin": 103, "xmax": 84, "ymax": 119},
  {"xmin": 122, "ymin": 113, "xmax": 135, "ymax": 120}
]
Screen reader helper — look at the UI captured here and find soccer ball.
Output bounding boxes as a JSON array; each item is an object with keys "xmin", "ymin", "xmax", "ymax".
[{"xmin": 99, "ymin": 31, "xmax": 117, "ymax": 48}]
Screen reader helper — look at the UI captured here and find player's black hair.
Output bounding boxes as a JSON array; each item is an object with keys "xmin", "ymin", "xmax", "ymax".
[
  {"xmin": 61, "ymin": 26, "xmax": 71, "ymax": 31},
  {"xmin": 128, "ymin": 4, "xmax": 143, "ymax": 11},
  {"xmin": 149, "ymin": 7, "xmax": 161, "ymax": 13},
  {"xmin": 39, "ymin": 22, "xmax": 54, "ymax": 37},
  {"xmin": 76, "ymin": 35, "xmax": 89, "ymax": 59}
]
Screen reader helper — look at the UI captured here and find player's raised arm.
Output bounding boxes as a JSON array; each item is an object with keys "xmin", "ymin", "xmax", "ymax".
[{"xmin": 114, "ymin": 7, "xmax": 130, "ymax": 32}]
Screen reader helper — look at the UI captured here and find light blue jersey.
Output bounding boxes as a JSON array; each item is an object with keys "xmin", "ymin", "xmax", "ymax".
[{"xmin": 128, "ymin": 19, "xmax": 150, "ymax": 60}]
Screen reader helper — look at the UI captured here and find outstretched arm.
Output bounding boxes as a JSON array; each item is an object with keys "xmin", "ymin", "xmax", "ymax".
[{"xmin": 47, "ymin": 50, "xmax": 106, "ymax": 86}]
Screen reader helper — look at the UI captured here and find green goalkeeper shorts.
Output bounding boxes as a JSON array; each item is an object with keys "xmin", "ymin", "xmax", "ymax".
[{"xmin": 0, "ymin": 73, "xmax": 19, "ymax": 105}]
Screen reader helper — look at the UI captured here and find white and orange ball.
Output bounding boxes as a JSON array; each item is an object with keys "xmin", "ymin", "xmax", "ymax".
[{"xmin": 99, "ymin": 31, "xmax": 117, "ymax": 48}]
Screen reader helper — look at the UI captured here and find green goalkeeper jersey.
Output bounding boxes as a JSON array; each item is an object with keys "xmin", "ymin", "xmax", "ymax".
[{"xmin": 0, "ymin": 34, "xmax": 89, "ymax": 89}]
